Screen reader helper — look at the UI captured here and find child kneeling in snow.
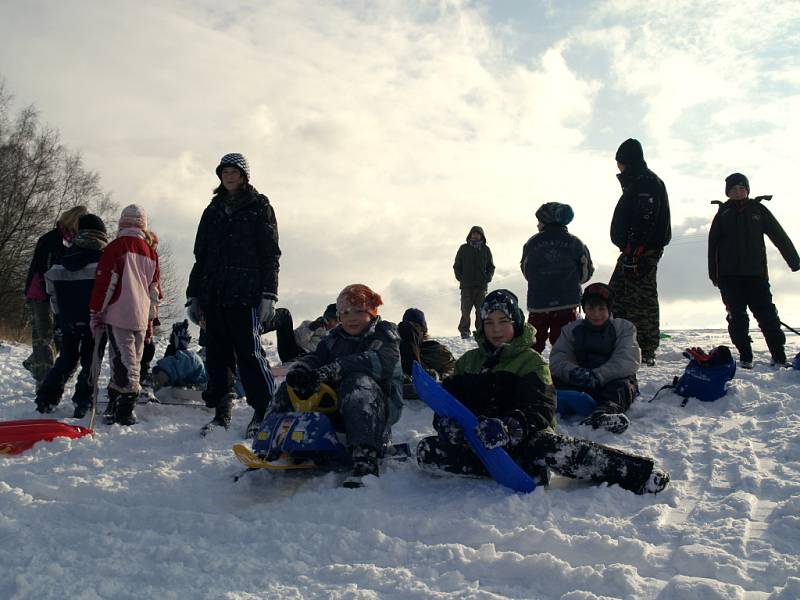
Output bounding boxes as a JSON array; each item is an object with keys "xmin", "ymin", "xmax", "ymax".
[
  {"xmin": 90, "ymin": 204, "xmax": 161, "ymax": 426},
  {"xmin": 549, "ymin": 282, "xmax": 640, "ymax": 434},
  {"xmin": 151, "ymin": 320, "xmax": 208, "ymax": 390},
  {"xmin": 270, "ymin": 284, "xmax": 403, "ymax": 487},
  {"xmin": 416, "ymin": 289, "xmax": 669, "ymax": 494}
]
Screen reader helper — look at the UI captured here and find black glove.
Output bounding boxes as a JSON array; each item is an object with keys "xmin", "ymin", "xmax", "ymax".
[
  {"xmin": 286, "ymin": 368, "xmax": 320, "ymax": 398},
  {"xmin": 475, "ymin": 417, "xmax": 510, "ymax": 449},
  {"xmin": 435, "ymin": 415, "xmax": 465, "ymax": 445},
  {"xmin": 569, "ymin": 367, "xmax": 599, "ymax": 389}
]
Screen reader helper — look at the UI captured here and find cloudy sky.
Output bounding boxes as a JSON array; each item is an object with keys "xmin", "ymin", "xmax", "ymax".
[{"xmin": 2, "ymin": 0, "xmax": 799, "ymax": 337}]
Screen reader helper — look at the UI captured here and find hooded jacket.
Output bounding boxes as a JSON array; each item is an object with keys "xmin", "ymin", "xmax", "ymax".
[
  {"xmin": 441, "ymin": 323, "xmax": 557, "ymax": 437},
  {"xmin": 521, "ymin": 224, "xmax": 594, "ymax": 312},
  {"xmin": 453, "ymin": 226, "xmax": 495, "ymax": 289},
  {"xmin": 187, "ymin": 185, "xmax": 281, "ymax": 307},
  {"xmin": 44, "ymin": 240, "xmax": 105, "ymax": 332},
  {"xmin": 708, "ymin": 198, "xmax": 800, "ymax": 282}
]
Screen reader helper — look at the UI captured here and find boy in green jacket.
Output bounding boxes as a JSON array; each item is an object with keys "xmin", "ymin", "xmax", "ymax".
[{"xmin": 416, "ymin": 289, "xmax": 669, "ymax": 494}]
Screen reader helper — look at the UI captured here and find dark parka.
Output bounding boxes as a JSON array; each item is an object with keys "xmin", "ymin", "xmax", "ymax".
[
  {"xmin": 297, "ymin": 317, "xmax": 404, "ymax": 426},
  {"xmin": 708, "ymin": 198, "xmax": 800, "ymax": 284},
  {"xmin": 26, "ymin": 228, "xmax": 66, "ymax": 295},
  {"xmin": 187, "ymin": 185, "xmax": 281, "ymax": 308},
  {"xmin": 44, "ymin": 243, "xmax": 104, "ymax": 332},
  {"xmin": 521, "ymin": 224, "xmax": 594, "ymax": 311},
  {"xmin": 453, "ymin": 226, "xmax": 495, "ymax": 289},
  {"xmin": 610, "ymin": 165, "xmax": 671, "ymax": 253}
]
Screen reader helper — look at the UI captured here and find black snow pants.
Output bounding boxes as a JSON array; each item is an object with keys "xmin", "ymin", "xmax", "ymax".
[
  {"xmin": 718, "ymin": 276, "xmax": 786, "ymax": 363},
  {"xmin": 417, "ymin": 427, "xmax": 655, "ymax": 493}
]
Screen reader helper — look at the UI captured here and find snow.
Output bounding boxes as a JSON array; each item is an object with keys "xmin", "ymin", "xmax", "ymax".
[{"xmin": 1, "ymin": 331, "xmax": 799, "ymax": 599}]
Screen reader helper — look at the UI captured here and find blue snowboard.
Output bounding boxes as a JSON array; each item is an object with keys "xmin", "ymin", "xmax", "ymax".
[{"xmin": 412, "ymin": 362, "xmax": 536, "ymax": 493}]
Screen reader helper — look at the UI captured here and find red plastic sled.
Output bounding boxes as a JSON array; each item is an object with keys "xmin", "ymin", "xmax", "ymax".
[{"xmin": 0, "ymin": 419, "xmax": 93, "ymax": 456}]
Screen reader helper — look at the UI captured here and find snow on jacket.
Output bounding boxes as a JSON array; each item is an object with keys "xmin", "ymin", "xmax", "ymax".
[
  {"xmin": 294, "ymin": 319, "xmax": 330, "ymax": 354},
  {"xmin": 44, "ymin": 243, "xmax": 104, "ymax": 332},
  {"xmin": 708, "ymin": 198, "xmax": 800, "ymax": 283},
  {"xmin": 441, "ymin": 323, "xmax": 557, "ymax": 437},
  {"xmin": 549, "ymin": 317, "xmax": 640, "ymax": 387},
  {"xmin": 296, "ymin": 317, "xmax": 403, "ymax": 426},
  {"xmin": 90, "ymin": 229, "xmax": 160, "ymax": 332},
  {"xmin": 610, "ymin": 164, "xmax": 671, "ymax": 253},
  {"xmin": 453, "ymin": 226, "xmax": 495, "ymax": 289},
  {"xmin": 186, "ymin": 186, "xmax": 281, "ymax": 307},
  {"xmin": 520, "ymin": 224, "xmax": 594, "ymax": 312}
]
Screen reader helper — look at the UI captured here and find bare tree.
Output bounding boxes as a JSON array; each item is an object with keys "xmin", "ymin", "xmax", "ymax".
[
  {"xmin": 153, "ymin": 240, "xmax": 185, "ymax": 331},
  {"xmin": 0, "ymin": 79, "xmax": 116, "ymax": 336}
]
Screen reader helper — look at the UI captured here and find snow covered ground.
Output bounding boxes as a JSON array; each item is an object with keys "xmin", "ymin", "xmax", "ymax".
[{"xmin": 1, "ymin": 331, "xmax": 799, "ymax": 600}]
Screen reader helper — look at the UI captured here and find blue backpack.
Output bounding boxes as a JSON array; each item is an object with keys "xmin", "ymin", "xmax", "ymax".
[{"xmin": 652, "ymin": 346, "xmax": 736, "ymax": 405}]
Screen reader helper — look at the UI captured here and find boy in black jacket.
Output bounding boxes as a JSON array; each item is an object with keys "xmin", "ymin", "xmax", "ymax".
[
  {"xmin": 35, "ymin": 214, "xmax": 108, "ymax": 417},
  {"xmin": 708, "ymin": 173, "xmax": 799, "ymax": 368}
]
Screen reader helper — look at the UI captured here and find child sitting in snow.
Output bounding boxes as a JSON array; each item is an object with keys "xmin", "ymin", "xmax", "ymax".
[
  {"xmin": 261, "ymin": 303, "xmax": 339, "ymax": 363},
  {"xmin": 151, "ymin": 320, "xmax": 208, "ymax": 390},
  {"xmin": 271, "ymin": 284, "xmax": 403, "ymax": 488},
  {"xmin": 89, "ymin": 204, "xmax": 160, "ymax": 426},
  {"xmin": 548, "ymin": 282, "xmax": 640, "ymax": 434},
  {"xmin": 416, "ymin": 289, "xmax": 669, "ymax": 495},
  {"xmin": 398, "ymin": 308, "xmax": 455, "ymax": 382}
]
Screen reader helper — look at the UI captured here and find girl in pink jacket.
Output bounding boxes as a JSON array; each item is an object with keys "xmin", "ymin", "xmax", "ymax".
[{"xmin": 90, "ymin": 204, "xmax": 160, "ymax": 425}]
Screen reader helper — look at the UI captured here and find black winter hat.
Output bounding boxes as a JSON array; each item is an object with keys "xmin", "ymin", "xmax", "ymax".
[
  {"xmin": 615, "ymin": 138, "xmax": 645, "ymax": 166},
  {"xmin": 216, "ymin": 153, "xmax": 250, "ymax": 180},
  {"xmin": 402, "ymin": 308, "xmax": 427, "ymax": 332},
  {"xmin": 480, "ymin": 289, "xmax": 525, "ymax": 336},
  {"xmin": 78, "ymin": 213, "xmax": 107, "ymax": 234},
  {"xmin": 581, "ymin": 282, "xmax": 612, "ymax": 310},
  {"xmin": 323, "ymin": 303, "xmax": 338, "ymax": 322},
  {"xmin": 725, "ymin": 172, "xmax": 750, "ymax": 195},
  {"xmin": 535, "ymin": 202, "xmax": 574, "ymax": 226}
]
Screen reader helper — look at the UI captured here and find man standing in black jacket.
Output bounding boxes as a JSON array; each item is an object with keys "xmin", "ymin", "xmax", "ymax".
[
  {"xmin": 708, "ymin": 173, "xmax": 799, "ymax": 368},
  {"xmin": 187, "ymin": 153, "xmax": 281, "ymax": 437},
  {"xmin": 608, "ymin": 138, "xmax": 671, "ymax": 366}
]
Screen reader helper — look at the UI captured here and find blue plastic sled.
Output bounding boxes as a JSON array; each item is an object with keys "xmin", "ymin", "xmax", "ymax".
[
  {"xmin": 556, "ymin": 390, "xmax": 597, "ymax": 417},
  {"xmin": 412, "ymin": 362, "xmax": 536, "ymax": 493}
]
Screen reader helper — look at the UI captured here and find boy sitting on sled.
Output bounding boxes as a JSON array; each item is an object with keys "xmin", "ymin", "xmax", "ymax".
[
  {"xmin": 269, "ymin": 284, "xmax": 403, "ymax": 488},
  {"xmin": 151, "ymin": 320, "xmax": 208, "ymax": 390},
  {"xmin": 416, "ymin": 289, "xmax": 669, "ymax": 494}
]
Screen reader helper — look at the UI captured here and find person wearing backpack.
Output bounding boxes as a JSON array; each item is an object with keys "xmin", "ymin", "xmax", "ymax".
[
  {"xmin": 708, "ymin": 173, "xmax": 800, "ymax": 368},
  {"xmin": 549, "ymin": 283, "xmax": 640, "ymax": 434}
]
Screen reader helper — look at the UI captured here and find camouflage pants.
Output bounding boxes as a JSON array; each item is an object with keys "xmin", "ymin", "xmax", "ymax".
[
  {"xmin": 24, "ymin": 299, "xmax": 56, "ymax": 384},
  {"xmin": 458, "ymin": 287, "xmax": 486, "ymax": 336},
  {"xmin": 608, "ymin": 254, "xmax": 661, "ymax": 359}
]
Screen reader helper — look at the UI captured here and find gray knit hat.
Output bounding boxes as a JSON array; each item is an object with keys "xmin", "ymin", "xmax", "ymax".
[{"xmin": 216, "ymin": 153, "xmax": 250, "ymax": 180}]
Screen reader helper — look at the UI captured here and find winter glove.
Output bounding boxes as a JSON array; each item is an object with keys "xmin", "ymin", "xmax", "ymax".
[
  {"xmin": 435, "ymin": 415, "xmax": 465, "ymax": 445},
  {"xmin": 684, "ymin": 347, "xmax": 712, "ymax": 364},
  {"xmin": 89, "ymin": 310, "xmax": 104, "ymax": 338},
  {"xmin": 285, "ymin": 367, "xmax": 320, "ymax": 398},
  {"xmin": 475, "ymin": 417, "xmax": 510, "ymax": 449},
  {"xmin": 568, "ymin": 367, "xmax": 599, "ymax": 389},
  {"xmin": 316, "ymin": 361, "xmax": 341, "ymax": 384},
  {"xmin": 186, "ymin": 297, "xmax": 203, "ymax": 326},
  {"xmin": 258, "ymin": 297, "xmax": 276, "ymax": 325}
]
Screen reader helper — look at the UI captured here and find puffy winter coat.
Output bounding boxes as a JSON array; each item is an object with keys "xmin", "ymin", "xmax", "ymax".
[
  {"xmin": 187, "ymin": 185, "xmax": 281, "ymax": 307},
  {"xmin": 549, "ymin": 318, "xmax": 640, "ymax": 387},
  {"xmin": 610, "ymin": 164, "xmax": 671, "ymax": 253},
  {"xmin": 297, "ymin": 317, "xmax": 403, "ymax": 425},
  {"xmin": 441, "ymin": 323, "xmax": 557, "ymax": 438},
  {"xmin": 90, "ymin": 229, "xmax": 160, "ymax": 332},
  {"xmin": 708, "ymin": 198, "xmax": 800, "ymax": 283},
  {"xmin": 453, "ymin": 226, "xmax": 495, "ymax": 289},
  {"xmin": 44, "ymin": 242, "xmax": 104, "ymax": 332},
  {"xmin": 26, "ymin": 228, "xmax": 66, "ymax": 300},
  {"xmin": 520, "ymin": 224, "xmax": 594, "ymax": 312},
  {"xmin": 154, "ymin": 350, "xmax": 208, "ymax": 387}
]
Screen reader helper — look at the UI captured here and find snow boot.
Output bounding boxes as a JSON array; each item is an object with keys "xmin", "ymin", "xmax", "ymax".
[
  {"xmin": 581, "ymin": 411, "xmax": 630, "ymax": 434},
  {"xmin": 245, "ymin": 409, "xmax": 265, "ymax": 439},
  {"xmin": 343, "ymin": 445, "xmax": 379, "ymax": 488},
  {"xmin": 104, "ymin": 389, "xmax": 120, "ymax": 424},
  {"xmin": 72, "ymin": 402, "xmax": 92, "ymax": 419},
  {"xmin": 201, "ymin": 394, "xmax": 233, "ymax": 436},
  {"xmin": 739, "ymin": 360, "xmax": 753, "ymax": 370},
  {"xmin": 35, "ymin": 400, "xmax": 58, "ymax": 414},
  {"xmin": 639, "ymin": 468, "xmax": 670, "ymax": 494},
  {"xmin": 113, "ymin": 393, "xmax": 138, "ymax": 426}
]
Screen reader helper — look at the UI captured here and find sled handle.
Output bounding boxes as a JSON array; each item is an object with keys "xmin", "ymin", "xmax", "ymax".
[{"xmin": 287, "ymin": 383, "xmax": 338, "ymax": 413}]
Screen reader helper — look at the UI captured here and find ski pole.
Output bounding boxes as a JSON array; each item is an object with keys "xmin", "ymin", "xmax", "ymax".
[
  {"xmin": 781, "ymin": 321, "xmax": 800, "ymax": 336},
  {"xmin": 88, "ymin": 329, "xmax": 105, "ymax": 430}
]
